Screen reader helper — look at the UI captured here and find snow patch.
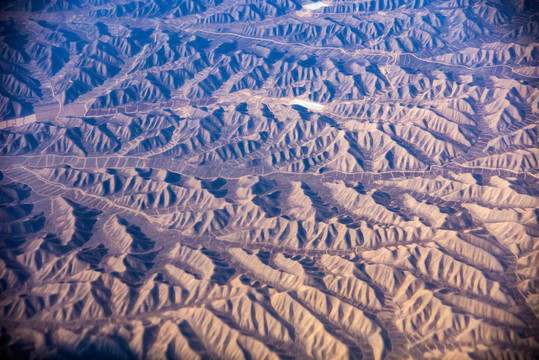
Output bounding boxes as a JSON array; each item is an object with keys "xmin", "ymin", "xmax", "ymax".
[
  {"xmin": 291, "ymin": 99, "xmax": 325, "ymax": 110},
  {"xmin": 303, "ymin": 2, "xmax": 329, "ymax": 11}
]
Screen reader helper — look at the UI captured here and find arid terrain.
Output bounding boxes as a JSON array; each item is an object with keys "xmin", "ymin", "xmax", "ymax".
[{"xmin": 0, "ymin": 0, "xmax": 538, "ymax": 359}]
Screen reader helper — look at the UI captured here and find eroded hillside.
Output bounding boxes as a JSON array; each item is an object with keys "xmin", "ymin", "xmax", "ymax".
[{"xmin": 0, "ymin": 0, "xmax": 538, "ymax": 359}]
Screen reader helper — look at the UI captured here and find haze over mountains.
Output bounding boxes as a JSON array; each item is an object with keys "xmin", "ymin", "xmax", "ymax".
[{"xmin": 0, "ymin": 0, "xmax": 538, "ymax": 359}]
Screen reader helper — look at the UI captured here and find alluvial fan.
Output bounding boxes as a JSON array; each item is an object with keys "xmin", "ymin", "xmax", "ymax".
[{"xmin": 0, "ymin": 0, "xmax": 538, "ymax": 359}]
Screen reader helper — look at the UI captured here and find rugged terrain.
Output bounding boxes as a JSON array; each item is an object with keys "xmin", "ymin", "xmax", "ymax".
[{"xmin": 0, "ymin": 0, "xmax": 538, "ymax": 359}]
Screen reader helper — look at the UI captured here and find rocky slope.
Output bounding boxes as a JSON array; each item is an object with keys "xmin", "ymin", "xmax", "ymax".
[{"xmin": 0, "ymin": 0, "xmax": 538, "ymax": 359}]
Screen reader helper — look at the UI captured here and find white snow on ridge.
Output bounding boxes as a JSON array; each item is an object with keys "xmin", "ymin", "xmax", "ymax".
[
  {"xmin": 290, "ymin": 99, "xmax": 325, "ymax": 110},
  {"xmin": 303, "ymin": 2, "xmax": 329, "ymax": 11}
]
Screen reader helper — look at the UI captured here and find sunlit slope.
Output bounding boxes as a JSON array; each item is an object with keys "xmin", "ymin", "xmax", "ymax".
[{"xmin": 1, "ymin": 0, "xmax": 538, "ymax": 359}]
